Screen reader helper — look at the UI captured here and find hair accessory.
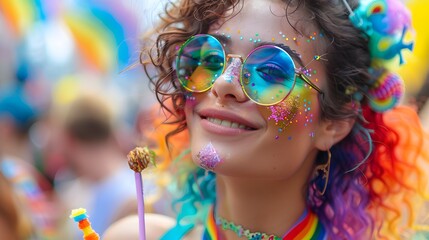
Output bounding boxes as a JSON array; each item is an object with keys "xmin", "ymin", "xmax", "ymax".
[
  {"xmin": 127, "ymin": 146, "xmax": 157, "ymax": 240},
  {"xmin": 314, "ymin": 149, "xmax": 331, "ymax": 196},
  {"xmin": 69, "ymin": 208, "xmax": 100, "ymax": 240},
  {"xmin": 345, "ymin": 85, "xmax": 365, "ymax": 102},
  {"xmin": 367, "ymin": 68, "xmax": 404, "ymax": 112},
  {"xmin": 341, "ymin": 0, "xmax": 412, "ymax": 112},
  {"xmin": 342, "ymin": 0, "xmax": 414, "ymax": 64}
]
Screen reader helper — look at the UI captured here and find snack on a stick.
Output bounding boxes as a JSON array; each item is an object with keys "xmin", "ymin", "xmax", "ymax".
[
  {"xmin": 69, "ymin": 208, "xmax": 99, "ymax": 240},
  {"xmin": 127, "ymin": 146, "xmax": 156, "ymax": 172},
  {"xmin": 126, "ymin": 146, "xmax": 156, "ymax": 240}
]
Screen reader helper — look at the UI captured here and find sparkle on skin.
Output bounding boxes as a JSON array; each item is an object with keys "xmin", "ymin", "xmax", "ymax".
[
  {"xmin": 216, "ymin": 27, "xmax": 324, "ymax": 48},
  {"xmin": 268, "ymin": 85, "xmax": 316, "ymax": 139},
  {"xmin": 197, "ymin": 142, "xmax": 222, "ymax": 171},
  {"xmin": 223, "ymin": 58, "xmax": 242, "ymax": 83},
  {"xmin": 212, "ymin": 27, "xmax": 322, "ymax": 139},
  {"xmin": 268, "ymin": 95, "xmax": 300, "ymax": 139}
]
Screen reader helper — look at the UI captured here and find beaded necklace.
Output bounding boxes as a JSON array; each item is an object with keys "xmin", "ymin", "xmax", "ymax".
[{"xmin": 202, "ymin": 206, "xmax": 327, "ymax": 240}]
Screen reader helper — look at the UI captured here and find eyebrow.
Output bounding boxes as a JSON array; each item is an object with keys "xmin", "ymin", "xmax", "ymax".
[
  {"xmin": 210, "ymin": 34, "xmax": 304, "ymax": 67},
  {"xmin": 211, "ymin": 33, "xmax": 231, "ymax": 45},
  {"xmin": 258, "ymin": 41, "xmax": 304, "ymax": 67}
]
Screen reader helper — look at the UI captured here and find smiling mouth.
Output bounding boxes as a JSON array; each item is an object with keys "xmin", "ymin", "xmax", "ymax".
[{"xmin": 203, "ymin": 116, "xmax": 256, "ymax": 130}]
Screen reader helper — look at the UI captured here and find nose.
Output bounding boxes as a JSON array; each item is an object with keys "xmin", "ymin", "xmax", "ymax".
[{"xmin": 210, "ymin": 55, "xmax": 248, "ymax": 104}]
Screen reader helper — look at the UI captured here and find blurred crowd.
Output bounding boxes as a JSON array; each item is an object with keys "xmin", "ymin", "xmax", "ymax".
[
  {"xmin": 0, "ymin": 0, "xmax": 167, "ymax": 239},
  {"xmin": 0, "ymin": 0, "xmax": 428, "ymax": 239}
]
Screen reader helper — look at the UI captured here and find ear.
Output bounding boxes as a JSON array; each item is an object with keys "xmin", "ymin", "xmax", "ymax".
[{"xmin": 314, "ymin": 117, "xmax": 355, "ymax": 151}]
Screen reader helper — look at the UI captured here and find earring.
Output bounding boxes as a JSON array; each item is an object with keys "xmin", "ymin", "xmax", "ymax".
[{"xmin": 315, "ymin": 149, "xmax": 331, "ymax": 196}]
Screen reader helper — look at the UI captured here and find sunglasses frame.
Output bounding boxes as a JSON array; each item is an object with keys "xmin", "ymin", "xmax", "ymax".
[{"xmin": 176, "ymin": 34, "xmax": 324, "ymax": 106}]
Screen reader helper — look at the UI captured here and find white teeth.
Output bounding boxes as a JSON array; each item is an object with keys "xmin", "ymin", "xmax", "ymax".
[
  {"xmin": 220, "ymin": 120, "xmax": 232, "ymax": 127},
  {"xmin": 213, "ymin": 118, "xmax": 221, "ymax": 125},
  {"xmin": 207, "ymin": 117, "xmax": 250, "ymax": 130}
]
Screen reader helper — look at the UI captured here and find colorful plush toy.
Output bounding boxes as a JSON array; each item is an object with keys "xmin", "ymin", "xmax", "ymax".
[{"xmin": 348, "ymin": 0, "xmax": 413, "ymax": 64}]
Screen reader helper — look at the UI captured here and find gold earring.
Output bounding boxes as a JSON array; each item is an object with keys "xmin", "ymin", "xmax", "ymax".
[{"xmin": 315, "ymin": 149, "xmax": 331, "ymax": 196}]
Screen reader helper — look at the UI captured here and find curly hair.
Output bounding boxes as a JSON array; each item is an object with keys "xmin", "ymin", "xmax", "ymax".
[
  {"xmin": 142, "ymin": 0, "xmax": 371, "ymax": 138},
  {"xmin": 141, "ymin": 0, "xmax": 429, "ymax": 238}
]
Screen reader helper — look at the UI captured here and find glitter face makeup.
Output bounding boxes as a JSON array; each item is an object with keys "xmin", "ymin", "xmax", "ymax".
[
  {"xmin": 185, "ymin": 92, "xmax": 196, "ymax": 101},
  {"xmin": 183, "ymin": 1, "xmax": 327, "ymax": 179},
  {"xmin": 197, "ymin": 143, "xmax": 222, "ymax": 171},
  {"xmin": 223, "ymin": 57, "xmax": 242, "ymax": 83},
  {"xmin": 268, "ymin": 95, "xmax": 300, "ymax": 140},
  {"xmin": 215, "ymin": 28, "xmax": 325, "ymax": 47},
  {"xmin": 267, "ymin": 83, "xmax": 317, "ymax": 140},
  {"xmin": 188, "ymin": 27, "xmax": 324, "ymax": 139}
]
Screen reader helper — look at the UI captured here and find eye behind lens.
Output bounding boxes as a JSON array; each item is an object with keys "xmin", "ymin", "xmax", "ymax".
[{"xmin": 176, "ymin": 34, "xmax": 226, "ymax": 92}]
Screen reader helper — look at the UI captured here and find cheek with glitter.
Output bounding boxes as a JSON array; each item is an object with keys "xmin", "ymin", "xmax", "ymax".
[
  {"xmin": 268, "ymin": 95, "xmax": 300, "ymax": 139},
  {"xmin": 197, "ymin": 143, "xmax": 222, "ymax": 171},
  {"xmin": 223, "ymin": 58, "xmax": 242, "ymax": 83},
  {"xmin": 267, "ymin": 88, "xmax": 317, "ymax": 139}
]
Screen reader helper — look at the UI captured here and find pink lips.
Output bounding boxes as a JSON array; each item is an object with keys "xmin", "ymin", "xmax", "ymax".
[{"xmin": 197, "ymin": 108, "xmax": 260, "ymax": 136}]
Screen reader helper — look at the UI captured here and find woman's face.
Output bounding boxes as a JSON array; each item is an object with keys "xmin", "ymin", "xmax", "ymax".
[{"xmin": 184, "ymin": 0, "xmax": 329, "ymax": 179}]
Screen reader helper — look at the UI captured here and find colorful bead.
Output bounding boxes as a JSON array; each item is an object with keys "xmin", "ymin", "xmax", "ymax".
[{"xmin": 216, "ymin": 216, "xmax": 282, "ymax": 240}]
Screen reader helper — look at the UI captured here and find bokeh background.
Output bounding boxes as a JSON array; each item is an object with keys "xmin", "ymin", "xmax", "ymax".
[
  {"xmin": 0, "ymin": 1, "xmax": 165, "ymax": 239},
  {"xmin": 0, "ymin": 0, "xmax": 428, "ymax": 239}
]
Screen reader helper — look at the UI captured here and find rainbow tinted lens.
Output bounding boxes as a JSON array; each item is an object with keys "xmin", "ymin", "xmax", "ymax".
[
  {"xmin": 241, "ymin": 45, "xmax": 296, "ymax": 106},
  {"xmin": 176, "ymin": 35, "xmax": 226, "ymax": 92}
]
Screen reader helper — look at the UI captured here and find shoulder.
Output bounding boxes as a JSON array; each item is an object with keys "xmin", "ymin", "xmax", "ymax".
[{"xmin": 103, "ymin": 214, "xmax": 203, "ymax": 240}]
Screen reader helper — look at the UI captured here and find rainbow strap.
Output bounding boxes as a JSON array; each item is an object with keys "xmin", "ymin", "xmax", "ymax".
[
  {"xmin": 203, "ymin": 206, "xmax": 220, "ymax": 240},
  {"xmin": 202, "ymin": 206, "xmax": 327, "ymax": 240}
]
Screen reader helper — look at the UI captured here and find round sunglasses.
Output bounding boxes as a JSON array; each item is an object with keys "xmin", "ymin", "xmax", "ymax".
[{"xmin": 176, "ymin": 34, "xmax": 323, "ymax": 106}]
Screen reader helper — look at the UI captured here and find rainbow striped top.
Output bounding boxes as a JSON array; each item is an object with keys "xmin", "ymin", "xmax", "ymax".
[{"xmin": 202, "ymin": 206, "xmax": 327, "ymax": 240}]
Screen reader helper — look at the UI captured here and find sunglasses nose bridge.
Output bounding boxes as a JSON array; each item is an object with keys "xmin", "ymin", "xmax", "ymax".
[
  {"xmin": 210, "ymin": 53, "xmax": 249, "ymax": 104},
  {"xmin": 220, "ymin": 54, "xmax": 243, "ymax": 83},
  {"xmin": 225, "ymin": 54, "xmax": 243, "ymax": 64},
  {"xmin": 223, "ymin": 54, "xmax": 243, "ymax": 74}
]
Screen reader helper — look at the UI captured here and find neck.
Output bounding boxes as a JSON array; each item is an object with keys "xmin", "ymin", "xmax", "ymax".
[
  {"xmin": 215, "ymin": 172, "xmax": 311, "ymax": 239},
  {"xmin": 216, "ymin": 178, "xmax": 307, "ymax": 239}
]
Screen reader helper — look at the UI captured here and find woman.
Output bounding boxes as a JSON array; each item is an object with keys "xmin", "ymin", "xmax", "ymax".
[{"xmin": 108, "ymin": 0, "xmax": 429, "ymax": 239}]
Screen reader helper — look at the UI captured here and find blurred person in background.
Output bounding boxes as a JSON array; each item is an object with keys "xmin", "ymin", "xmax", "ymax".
[
  {"xmin": 0, "ymin": 86, "xmax": 59, "ymax": 239},
  {"xmin": 0, "ymin": 171, "xmax": 34, "ymax": 240},
  {"xmin": 0, "ymin": 9, "xmax": 61, "ymax": 239},
  {"xmin": 54, "ymin": 93, "xmax": 140, "ymax": 238}
]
